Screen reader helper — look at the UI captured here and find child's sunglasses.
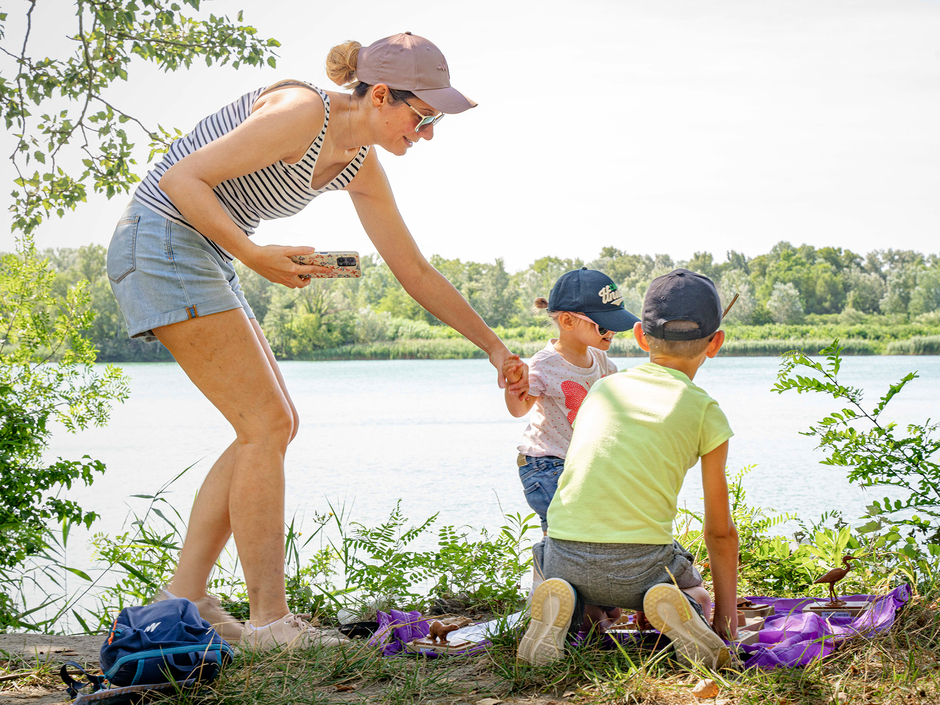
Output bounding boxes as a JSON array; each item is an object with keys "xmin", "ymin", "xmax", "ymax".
[{"xmin": 570, "ymin": 312, "xmax": 612, "ymax": 337}]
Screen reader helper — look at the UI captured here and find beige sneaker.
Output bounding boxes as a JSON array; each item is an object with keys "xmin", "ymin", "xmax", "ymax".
[
  {"xmin": 517, "ymin": 578, "xmax": 576, "ymax": 666},
  {"xmin": 643, "ymin": 583, "xmax": 736, "ymax": 670},
  {"xmin": 242, "ymin": 613, "xmax": 350, "ymax": 652},
  {"xmin": 153, "ymin": 588, "xmax": 244, "ymax": 644}
]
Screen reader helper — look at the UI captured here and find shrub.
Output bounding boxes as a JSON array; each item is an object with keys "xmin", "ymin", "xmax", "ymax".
[{"xmin": 773, "ymin": 339, "xmax": 940, "ymax": 584}]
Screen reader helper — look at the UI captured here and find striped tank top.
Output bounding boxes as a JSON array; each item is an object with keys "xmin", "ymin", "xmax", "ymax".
[{"xmin": 134, "ymin": 81, "xmax": 370, "ymax": 260}]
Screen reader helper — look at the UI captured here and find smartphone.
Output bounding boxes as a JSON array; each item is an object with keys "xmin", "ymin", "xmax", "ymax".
[{"xmin": 290, "ymin": 251, "xmax": 361, "ymax": 278}]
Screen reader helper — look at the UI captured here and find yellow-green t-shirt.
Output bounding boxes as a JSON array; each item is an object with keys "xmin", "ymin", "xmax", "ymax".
[{"xmin": 547, "ymin": 362, "xmax": 733, "ymax": 545}]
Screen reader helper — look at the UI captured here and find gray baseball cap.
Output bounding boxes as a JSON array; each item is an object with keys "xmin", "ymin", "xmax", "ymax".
[{"xmin": 356, "ymin": 32, "xmax": 477, "ymax": 114}]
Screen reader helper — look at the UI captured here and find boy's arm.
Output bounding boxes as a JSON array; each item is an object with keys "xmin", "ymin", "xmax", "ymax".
[
  {"xmin": 700, "ymin": 440, "xmax": 739, "ymax": 639},
  {"xmin": 503, "ymin": 358, "xmax": 536, "ymax": 417}
]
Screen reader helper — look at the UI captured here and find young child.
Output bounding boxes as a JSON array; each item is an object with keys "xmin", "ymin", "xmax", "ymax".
[
  {"xmin": 502, "ymin": 268, "xmax": 638, "ymax": 630},
  {"xmin": 517, "ymin": 269, "xmax": 740, "ymax": 670},
  {"xmin": 503, "ymin": 268, "xmax": 639, "ymax": 531}
]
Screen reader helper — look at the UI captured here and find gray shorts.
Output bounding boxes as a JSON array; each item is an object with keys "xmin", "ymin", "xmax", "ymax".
[
  {"xmin": 533, "ymin": 537, "xmax": 703, "ymax": 612},
  {"xmin": 107, "ymin": 200, "xmax": 254, "ymax": 342}
]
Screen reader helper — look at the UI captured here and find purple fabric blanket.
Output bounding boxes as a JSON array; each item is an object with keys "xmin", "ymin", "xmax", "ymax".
[
  {"xmin": 597, "ymin": 584, "xmax": 910, "ymax": 669},
  {"xmin": 734, "ymin": 584, "xmax": 910, "ymax": 668},
  {"xmin": 369, "ymin": 584, "xmax": 910, "ymax": 669}
]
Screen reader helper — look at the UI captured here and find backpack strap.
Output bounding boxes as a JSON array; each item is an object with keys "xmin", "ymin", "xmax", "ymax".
[{"xmin": 59, "ymin": 661, "xmax": 106, "ymax": 698}]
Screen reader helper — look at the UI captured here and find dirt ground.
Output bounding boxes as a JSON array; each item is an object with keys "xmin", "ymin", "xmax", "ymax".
[
  {"xmin": 0, "ymin": 633, "xmax": 587, "ymax": 705},
  {"xmin": 0, "ymin": 633, "xmax": 102, "ymax": 704}
]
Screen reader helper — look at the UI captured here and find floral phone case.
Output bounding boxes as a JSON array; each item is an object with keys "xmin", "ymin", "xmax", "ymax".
[{"xmin": 290, "ymin": 251, "xmax": 361, "ymax": 278}]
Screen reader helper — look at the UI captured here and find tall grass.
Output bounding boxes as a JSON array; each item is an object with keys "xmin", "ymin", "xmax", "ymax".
[
  {"xmin": 886, "ymin": 335, "xmax": 940, "ymax": 355},
  {"xmin": 276, "ymin": 331, "xmax": 940, "ymax": 361},
  {"xmin": 721, "ymin": 337, "xmax": 880, "ymax": 356}
]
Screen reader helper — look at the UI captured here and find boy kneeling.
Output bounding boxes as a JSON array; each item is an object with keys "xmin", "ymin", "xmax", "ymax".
[{"xmin": 518, "ymin": 269, "xmax": 739, "ymax": 669}]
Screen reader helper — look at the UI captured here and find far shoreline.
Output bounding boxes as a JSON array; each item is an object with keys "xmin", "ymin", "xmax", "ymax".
[{"xmin": 94, "ymin": 335, "xmax": 940, "ymax": 364}]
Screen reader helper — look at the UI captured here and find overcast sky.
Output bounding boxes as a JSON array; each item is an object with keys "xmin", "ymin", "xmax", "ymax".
[{"xmin": 2, "ymin": 0, "xmax": 938, "ymax": 271}]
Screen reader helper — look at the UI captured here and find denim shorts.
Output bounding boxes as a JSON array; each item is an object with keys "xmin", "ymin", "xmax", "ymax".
[
  {"xmin": 107, "ymin": 200, "xmax": 254, "ymax": 342},
  {"xmin": 532, "ymin": 538, "xmax": 703, "ymax": 613},
  {"xmin": 518, "ymin": 455, "xmax": 565, "ymax": 532}
]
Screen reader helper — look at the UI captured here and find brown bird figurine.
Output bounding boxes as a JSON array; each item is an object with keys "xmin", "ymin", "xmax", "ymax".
[{"xmin": 813, "ymin": 555, "xmax": 858, "ymax": 605}]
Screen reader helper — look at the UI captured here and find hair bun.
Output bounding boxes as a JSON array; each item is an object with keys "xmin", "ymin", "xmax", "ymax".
[{"xmin": 325, "ymin": 40, "xmax": 362, "ymax": 88}]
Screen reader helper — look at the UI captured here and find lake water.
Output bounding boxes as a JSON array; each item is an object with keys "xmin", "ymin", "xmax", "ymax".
[{"xmin": 44, "ymin": 355, "xmax": 940, "ymax": 612}]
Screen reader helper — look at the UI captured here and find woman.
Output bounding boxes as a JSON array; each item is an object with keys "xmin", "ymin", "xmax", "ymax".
[{"xmin": 107, "ymin": 32, "xmax": 522, "ymax": 650}]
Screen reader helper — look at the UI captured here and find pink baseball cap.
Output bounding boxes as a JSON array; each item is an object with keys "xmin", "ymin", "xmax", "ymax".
[{"xmin": 356, "ymin": 32, "xmax": 477, "ymax": 114}]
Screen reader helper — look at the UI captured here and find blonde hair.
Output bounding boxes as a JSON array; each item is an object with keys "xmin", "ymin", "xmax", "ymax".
[
  {"xmin": 325, "ymin": 41, "xmax": 362, "ymax": 88},
  {"xmin": 645, "ymin": 320, "xmax": 715, "ymax": 359}
]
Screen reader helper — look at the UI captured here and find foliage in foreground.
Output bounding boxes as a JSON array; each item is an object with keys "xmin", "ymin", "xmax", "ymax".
[
  {"xmin": 1, "ymin": 1, "xmax": 279, "ymax": 234},
  {"xmin": 775, "ymin": 340, "xmax": 940, "ymax": 545},
  {"xmin": 0, "ymin": 239, "xmax": 128, "ymax": 630}
]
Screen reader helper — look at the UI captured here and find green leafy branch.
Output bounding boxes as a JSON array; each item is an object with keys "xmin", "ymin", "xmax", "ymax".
[
  {"xmin": 773, "ymin": 340, "xmax": 940, "ymax": 539},
  {"xmin": 1, "ymin": 0, "xmax": 280, "ymax": 234}
]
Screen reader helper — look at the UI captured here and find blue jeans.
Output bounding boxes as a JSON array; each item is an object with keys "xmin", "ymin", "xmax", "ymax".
[{"xmin": 518, "ymin": 455, "xmax": 564, "ymax": 532}]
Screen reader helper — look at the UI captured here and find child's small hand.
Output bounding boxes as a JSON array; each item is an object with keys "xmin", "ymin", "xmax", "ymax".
[
  {"xmin": 633, "ymin": 610, "xmax": 651, "ymax": 631},
  {"xmin": 504, "ymin": 357, "xmax": 529, "ymax": 401},
  {"xmin": 502, "ymin": 355, "xmax": 525, "ymax": 383}
]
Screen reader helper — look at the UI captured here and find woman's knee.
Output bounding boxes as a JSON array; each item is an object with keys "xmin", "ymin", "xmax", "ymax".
[
  {"xmin": 287, "ymin": 407, "xmax": 301, "ymax": 444},
  {"xmin": 243, "ymin": 396, "xmax": 295, "ymax": 447}
]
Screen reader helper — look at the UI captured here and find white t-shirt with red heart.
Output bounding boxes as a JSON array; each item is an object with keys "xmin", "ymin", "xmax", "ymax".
[{"xmin": 517, "ymin": 341, "xmax": 618, "ymax": 459}]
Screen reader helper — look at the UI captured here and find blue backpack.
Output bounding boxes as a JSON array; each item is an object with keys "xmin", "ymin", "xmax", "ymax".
[{"xmin": 61, "ymin": 598, "xmax": 235, "ymax": 701}]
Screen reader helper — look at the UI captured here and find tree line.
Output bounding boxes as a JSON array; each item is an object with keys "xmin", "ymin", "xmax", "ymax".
[{"xmin": 25, "ymin": 241, "xmax": 940, "ymax": 362}]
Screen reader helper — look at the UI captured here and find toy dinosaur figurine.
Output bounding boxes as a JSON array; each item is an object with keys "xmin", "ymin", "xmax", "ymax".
[
  {"xmin": 813, "ymin": 555, "xmax": 858, "ymax": 605},
  {"xmin": 428, "ymin": 620, "xmax": 461, "ymax": 644}
]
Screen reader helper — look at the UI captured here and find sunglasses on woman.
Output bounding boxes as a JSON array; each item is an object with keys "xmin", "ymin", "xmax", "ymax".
[
  {"xmin": 570, "ymin": 312, "xmax": 612, "ymax": 337},
  {"xmin": 402, "ymin": 98, "xmax": 444, "ymax": 133}
]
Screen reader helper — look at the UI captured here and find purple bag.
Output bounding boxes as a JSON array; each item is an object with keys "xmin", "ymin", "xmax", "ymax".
[{"xmin": 368, "ymin": 609, "xmax": 431, "ymax": 656}]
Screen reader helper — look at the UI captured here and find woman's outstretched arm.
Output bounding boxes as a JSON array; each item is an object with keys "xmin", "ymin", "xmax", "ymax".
[{"xmin": 348, "ymin": 151, "xmax": 517, "ymax": 387}]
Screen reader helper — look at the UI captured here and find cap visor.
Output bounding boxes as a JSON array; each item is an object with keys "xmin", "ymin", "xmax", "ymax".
[
  {"xmin": 411, "ymin": 86, "xmax": 477, "ymax": 114},
  {"xmin": 589, "ymin": 308, "xmax": 640, "ymax": 332}
]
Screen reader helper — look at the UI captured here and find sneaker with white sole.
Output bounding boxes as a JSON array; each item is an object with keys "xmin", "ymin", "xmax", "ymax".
[
  {"xmin": 242, "ymin": 613, "xmax": 349, "ymax": 652},
  {"xmin": 643, "ymin": 583, "xmax": 734, "ymax": 670},
  {"xmin": 517, "ymin": 578, "xmax": 576, "ymax": 666},
  {"xmin": 152, "ymin": 588, "xmax": 244, "ymax": 644}
]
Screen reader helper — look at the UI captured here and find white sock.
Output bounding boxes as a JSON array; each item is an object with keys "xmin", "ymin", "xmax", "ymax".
[{"xmin": 248, "ymin": 615, "xmax": 290, "ymax": 631}]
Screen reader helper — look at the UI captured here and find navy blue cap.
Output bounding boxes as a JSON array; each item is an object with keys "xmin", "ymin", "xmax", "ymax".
[
  {"xmin": 548, "ymin": 268, "xmax": 640, "ymax": 332},
  {"xmin": 642, "ymin": 269, "xmax": 722, "ymax": 340}
]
